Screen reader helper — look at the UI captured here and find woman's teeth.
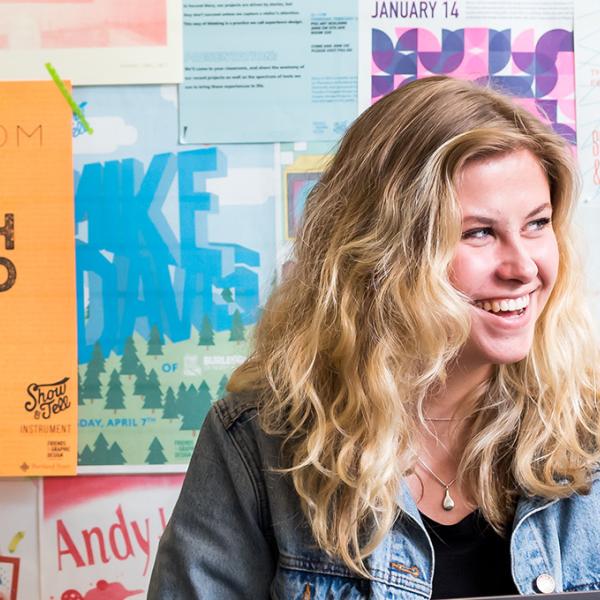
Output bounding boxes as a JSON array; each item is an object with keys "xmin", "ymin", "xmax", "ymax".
[{"xmin": 475, "ymin": 294, "xmax": 530, "ymax": 314}]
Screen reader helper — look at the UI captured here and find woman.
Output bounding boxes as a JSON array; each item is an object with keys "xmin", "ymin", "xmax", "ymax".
[{"xmin": 148, "ymin": 76, "xmax": 600, "ymax": 599}]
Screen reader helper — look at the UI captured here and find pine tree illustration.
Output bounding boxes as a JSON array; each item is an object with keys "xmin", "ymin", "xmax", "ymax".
[
  {"xmin": 216, "ymin": 375, "xmax": 229, "ymax": 400},
  {"xmin": 79, "ymin": 444, "xmax": 94, "ymax": 465},
  {"xmin": 180, "ymin": 384, "xmax": 203, "ymax": 435},
  {"xmin": 107, "ymin": 442, "xmax": 126, "ymax": 465},
  {"xmin": 175, "ymin": 382, "xmax": 187, "ymax": 416},
  {"xmin": 89, "ymin": 341, "xmax": 106, "ymax": 373},
  {"xmin": 91, "ymin": 433, "xmax": 110, "ymax": 464},
  {"xmin": 82, "ymin": 362, "xmax": 102, "ymax": 401},
  {"xmin": 120, "ymin": 336, "xmax": 140, "ymax": 376},
  {"xmin": 145, "ymin": 437, "xmax": 168, "ymax": 464},
  {"xmin": 198, "ymin": 315, "xmax": 215, "ymax": 346},
  {"xmin": 143, "ymin": 368, "xmax": 163, "ymax": 412},
  {"xmin": 147, "ymin": 324, "xmax": 164, "ymax": 356},
  {"xmin": 198, "ymin": 380, "xmax": 213, "ymax": 421},
  {"xmin": 78, "ymin": 372, "xmax": 85, "ymax": 406},
  {"xmin": 229, "ymin": 310, "xmax": 245, "ymax": 343},
  {"xmin": 104, "ymin": 369, "xmax": 126, "ymax": 413},
  {"xmin": 162, "ymin": 387, "xmax": 179, "ymax": 421},
  {"xmin": 134, "ymin": 363, "xmax": 148, "ymax": 396}
]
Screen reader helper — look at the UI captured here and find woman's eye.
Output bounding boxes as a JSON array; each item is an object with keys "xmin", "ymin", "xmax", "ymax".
[
  {"xmin": 526, "ymin": 217, "xmax": 552, "ymax": 231},
  {"xmin": 461, "ymin": 227, "xmax": 492, "ymax": 240}
]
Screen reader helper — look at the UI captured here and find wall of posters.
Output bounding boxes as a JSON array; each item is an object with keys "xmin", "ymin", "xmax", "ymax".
[
  {"xmin": 72, "ymin": 85, "xmax": 277, "ymax": 471},
  {"xmin": 0, "ymin": 0, "xmax": 182, "ymax": 85},
  {"xmin": 2, "ymin": 2, "xmax": 600, "ymax": 597},
  {"xmin": 0, "ymin": 81, "xmax": 78, "ymax": 477}
]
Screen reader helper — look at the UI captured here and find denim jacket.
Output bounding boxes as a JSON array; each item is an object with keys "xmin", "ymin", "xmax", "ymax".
[{"xmin": 148, "ymin": 392, "xmax": 600, "ymax": 599}]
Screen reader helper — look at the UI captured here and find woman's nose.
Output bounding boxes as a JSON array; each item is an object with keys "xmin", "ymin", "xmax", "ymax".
[{"xmin": 495, "ymin": 240, "xmax": 538, "ymax": 283}]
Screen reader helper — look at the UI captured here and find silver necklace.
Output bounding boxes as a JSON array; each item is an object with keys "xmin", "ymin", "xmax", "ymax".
[
  {"xmin": 416, "ymin": 457, "xmax": 457, "ymax": 511},
  {"xmin": 423, "ymin": 415, "xmax": 469, "ymax": 422}
]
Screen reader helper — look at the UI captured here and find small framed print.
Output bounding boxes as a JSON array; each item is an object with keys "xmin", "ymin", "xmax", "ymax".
[
  {"xmin": 285, "ymin": 171, "xmax": 321, "ymax": 239},
  {"xmin": 0, "ymin": 556, "xmax": 19, "ymax": 600}
]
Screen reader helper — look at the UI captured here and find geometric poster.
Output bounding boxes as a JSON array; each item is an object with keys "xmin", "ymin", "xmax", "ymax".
[
  {"xmin": 41, "ymin": 474, "xmax": 184, "ymax": 599},
  {"xmin": 72, "ymin": 85, "xmax": 277, "ymax": 471},
  {"xmin": 359, "ymin": 0, "xmax": 575, "ymax": 144}
]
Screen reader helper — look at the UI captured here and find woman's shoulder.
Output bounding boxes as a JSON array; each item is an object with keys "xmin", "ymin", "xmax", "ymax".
[
  {"xmin": 529, "ymin": 469, "xmax": 600, "ymax": 533},
  {"xmin": 212, "ymin": 389, "xmax": 262, "ymax": 430},
  {"xmin": 202, "ymin": 389, "xmax": 284, "ymax": 472}
]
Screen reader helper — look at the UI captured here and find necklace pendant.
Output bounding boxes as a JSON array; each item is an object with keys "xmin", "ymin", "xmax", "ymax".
[{"xmin": 442, "ymin": 487, "xmax": 455, "ymax": 511}]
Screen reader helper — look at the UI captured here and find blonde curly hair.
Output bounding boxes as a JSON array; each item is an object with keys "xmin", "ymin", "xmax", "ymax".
[{"xmin": 229, "ymin": 76, "xmax": 600, "ymax": 576}]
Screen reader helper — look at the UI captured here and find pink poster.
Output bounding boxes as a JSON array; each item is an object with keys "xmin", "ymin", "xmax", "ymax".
[
  {"xmin": 41, "ymin": 474, "xmax": 184, "ymax": 600},
  {"xmin": 0, "ymin": 0, "xmax": 166, "ymax": 50},
  {"xmin": 0, "ymin": 0, "xmax": 182, "ymax": 84}
]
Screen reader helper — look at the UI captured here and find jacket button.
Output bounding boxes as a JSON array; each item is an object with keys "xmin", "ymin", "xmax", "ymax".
[{"xmin": 535, "ymin": 574, "xmax": 556, "ymax": 594}]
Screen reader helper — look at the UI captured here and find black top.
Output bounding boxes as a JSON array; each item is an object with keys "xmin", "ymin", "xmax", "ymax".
[{"xmin": 420, "ymin": 510, "xmax": 519, "ymax": 599}]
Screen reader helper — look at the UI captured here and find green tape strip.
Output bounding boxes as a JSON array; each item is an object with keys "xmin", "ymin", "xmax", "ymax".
[{"xmin": 45, "ymin": 62, "xmax": 93, "ymax": 134}]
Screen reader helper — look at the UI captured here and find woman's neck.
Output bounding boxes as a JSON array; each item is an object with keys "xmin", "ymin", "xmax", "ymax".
[{"xmin": 424, "ymin": 361, "xmax": 493, "ymax": 421}]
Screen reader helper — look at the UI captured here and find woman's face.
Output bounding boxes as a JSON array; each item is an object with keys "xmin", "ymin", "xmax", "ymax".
[{"xmin": 449, "ymin": 148, "xmax": 559, "ymax": 371}]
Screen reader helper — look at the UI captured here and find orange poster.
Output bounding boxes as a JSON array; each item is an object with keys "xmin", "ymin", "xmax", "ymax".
[{"xmin": 0, "ymin": 81, "xmax": 77, "ymax": 476}]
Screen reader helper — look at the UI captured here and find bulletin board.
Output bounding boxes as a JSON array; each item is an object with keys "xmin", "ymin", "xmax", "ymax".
[{"xmin": 1, "ymin": 0, "xmax": 600, "ymax": 598}]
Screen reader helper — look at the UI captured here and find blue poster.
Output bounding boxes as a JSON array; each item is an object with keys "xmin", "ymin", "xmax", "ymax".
[
  {"xmin": 72, "ymin": 85, "xmax": 276, "ymax": 470},
  {"xmin": 179, "ymin": 0, "xmax": 358, "ymax": 143}
]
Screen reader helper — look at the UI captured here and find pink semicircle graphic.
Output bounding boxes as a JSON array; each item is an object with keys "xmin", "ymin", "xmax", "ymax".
[{"xmin": 513, "ymin": 29, "xmax": 535, "ymax": 53}]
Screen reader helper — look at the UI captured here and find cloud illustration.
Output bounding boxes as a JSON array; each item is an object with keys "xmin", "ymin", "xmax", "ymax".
[{"xmin": 73, "ymin": 116, "xmax": 138, "ymax": 155}]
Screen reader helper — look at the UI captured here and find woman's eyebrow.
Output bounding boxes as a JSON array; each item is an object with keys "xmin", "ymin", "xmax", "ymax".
[
  {"xmin": 525, "ymin": 201, "xmax": 552, "ymax": 218},
  {"xmin": 461, "ymin": 202, "xmax": 552, "ymax": 225}
]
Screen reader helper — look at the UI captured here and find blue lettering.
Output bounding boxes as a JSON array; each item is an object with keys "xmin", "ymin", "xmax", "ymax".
[{"xmin": 75, "ymin": 147, "xmax": 261, "ymax": 362}]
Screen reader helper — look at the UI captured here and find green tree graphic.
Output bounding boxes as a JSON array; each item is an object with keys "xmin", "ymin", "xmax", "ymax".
[
  {"xmin": 82, "ymin": 362, "xmax": 102, "ymax": 401},
  {"xmin": 221, "ymin": 287, "xmax": 233, "ymax": 303},
  {"xmin": 134, "ymin": 363, "xmax": 148, "ymax": 396},
  {"xmin": 147, "ymin": 324, "xmax": 164, "ymax": 356},
  {"xmin": 216, "ymin": 375, "xmax": 229, "ymax": 400},
  {"xmin": 79, "ymin": 444, "xmax": 93, "ymax": 465},
  {"xmin": 229, "ymin": 310, "xmax": 245, "ymax": 342},
  {"xmin": 198, "ymin": 315, "xmax": 215, "ymax": 346},
  {"xmin": 180, "ymin": 384, "xmax": 204, "ymax": 434},
  {"xmin": 145, "ymin": 437, "xmax": 167, "ymax": 465},
  {"xmin": 91, "ymin": 433, "xmax": 110, "ymax": 464},
  {"xmin": 142, "ymin": 368, "xmax": 163, "ymax": 411},
  {"xmin": 107, "ymin": 441, "xmax": 126, "ymax": 465},
  {"xmin": 88, "ymin": 341, "xmax": 106, "ymax": 373},
  {"xmin": 78, "ymin": 373, "xmax": 85, "ymax": 406},
  {"xmin": 120, "ymin": 336, "xmax": 139, "ymax": 375},
  {"xmin": 104, "ymin": 369, "xmax": 126, "ymax": 412},
  {"xmin": 162, "ymin": 387, "xmax": 178, "ymax": 420},
  {"xmin": 198, "ymin": 380, "xmax": 213, "ymax": 420},
  {"xmin": 175, "ymin": 382, "xmax": 187, "ymax": 415}
]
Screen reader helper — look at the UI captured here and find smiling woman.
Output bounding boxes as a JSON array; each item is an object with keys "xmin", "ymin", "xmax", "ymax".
[
  {"xmin": 149, "ymin": 77, "xmax": 600, "ymax": 599},
  {"xmin": 450, "ymin": 149, "xmax": 559, "ymax": 370}
]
